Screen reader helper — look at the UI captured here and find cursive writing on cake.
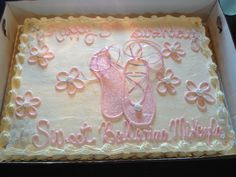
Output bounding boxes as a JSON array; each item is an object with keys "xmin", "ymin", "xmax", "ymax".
[
  {"xmin": 32, "ymin": 117, "xmax": 222, "ymax": 149},
  {"xmin": 32, "ymin": 119, "xmax": 96, "ymax": 149}
]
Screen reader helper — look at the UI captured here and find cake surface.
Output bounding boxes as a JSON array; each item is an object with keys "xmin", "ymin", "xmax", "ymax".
[{"xmin": 0, "ymin": 15, "xmax": 234, "ymax": 161}]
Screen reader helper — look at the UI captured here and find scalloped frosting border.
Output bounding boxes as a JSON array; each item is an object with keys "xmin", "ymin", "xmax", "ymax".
[{"xmin": 0, "ymin": 15, "xmax": 234, "ymax": 161}]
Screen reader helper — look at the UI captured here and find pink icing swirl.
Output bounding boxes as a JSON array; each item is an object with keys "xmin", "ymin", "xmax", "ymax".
[
  {"xmin": 84, "ymin": 33, "xmax": 98, "ymax": 46},
  {"xmin": 15, "ymin": 91, "xmax": 41, "ymax": 119},
  {"xmin": 55, "ymin": 67, "xmax": 85, "ymax": 96},
  {"xmin": 161, "ymin": 42, "xmax": 185, "ymax": 63},
  {"xmin": 156, "ymin": 68, "xmax": 181, "ymax": 95},
  {"xmin": 28, "ymin": 45, "xmax": 54, "ymax": 68},
  {"xmin": 184, "ymin": 80, "xmax": 216, "ymax": 112}
]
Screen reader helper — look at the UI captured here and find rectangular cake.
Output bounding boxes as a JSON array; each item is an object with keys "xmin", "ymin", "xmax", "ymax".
[{"xmin": 0, "ymin": 15, "xmax": 234, "ymax": 161}]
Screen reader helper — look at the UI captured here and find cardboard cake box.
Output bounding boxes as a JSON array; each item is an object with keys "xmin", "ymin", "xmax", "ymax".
[{"xmin": 0, "ymin": 0, "xmax": 236, "ymax": 162}]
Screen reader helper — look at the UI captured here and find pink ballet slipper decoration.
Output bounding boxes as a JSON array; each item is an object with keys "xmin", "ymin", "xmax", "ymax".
[
  {"xmin": 15, "ymin": 91, "xmax": 41, "ymax": 119},
  {"xmin": 55, "ymin": 67, "xmax": 85, "ymax": 96},
  {"xmin": 123, "ymin": 39, "xmax": 165, "ymax": 87},
  {"xmin": 123, "ymin": 39, "xmax": 163, "ymax": 66},
  {"xmin": 161, "ymin": 42, "xmax": 185, "ymax": 62},
  {"xmin": 90, "ymin": 47, "xmax": 124, "ymax": 120},
  {"xmin": 156, "ymin": 68, "xmax": 181, "ymax": 96},
  {"xmin": 123, "ymin": 59, "xmax": 156, "ymax": 127},
  {"xmin": 184, "ymin": 80, "xmax": 216, "ymax": 112},
  {"xmin": 121, "ymin": 39, "xmax": 165, "ymax": 127},
  {"xmin": 28, "ymin": 45, "xmax": 54, "ymax": 68}
]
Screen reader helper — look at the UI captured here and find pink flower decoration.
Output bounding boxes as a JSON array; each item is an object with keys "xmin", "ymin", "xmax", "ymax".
[
  {"xmin": 55, "ymin": 67, "xmax": 85, "ymax": 96},
  {"xmin": 28, "ymin": 45, "xmax": 54, "ymax": 68},
  {"xmin": 161, "ymin": 42, "xmax": 185, "ymax": 62},
  {"xmin": 15, "ymin": 91, "xmax": 41, "ymax": 119},
  {"xmin": 156, "ymin": 68, "xmax": 181, "ymax": 95},
  {"xmin": 184, "ymin": 80, "xmax": 216, "ymax": 112}
]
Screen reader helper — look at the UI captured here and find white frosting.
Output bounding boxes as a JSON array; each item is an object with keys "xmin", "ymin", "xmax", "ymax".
[{"xmin": 0, "ymin": 15, "xmax": 234, "ymax": 161}]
